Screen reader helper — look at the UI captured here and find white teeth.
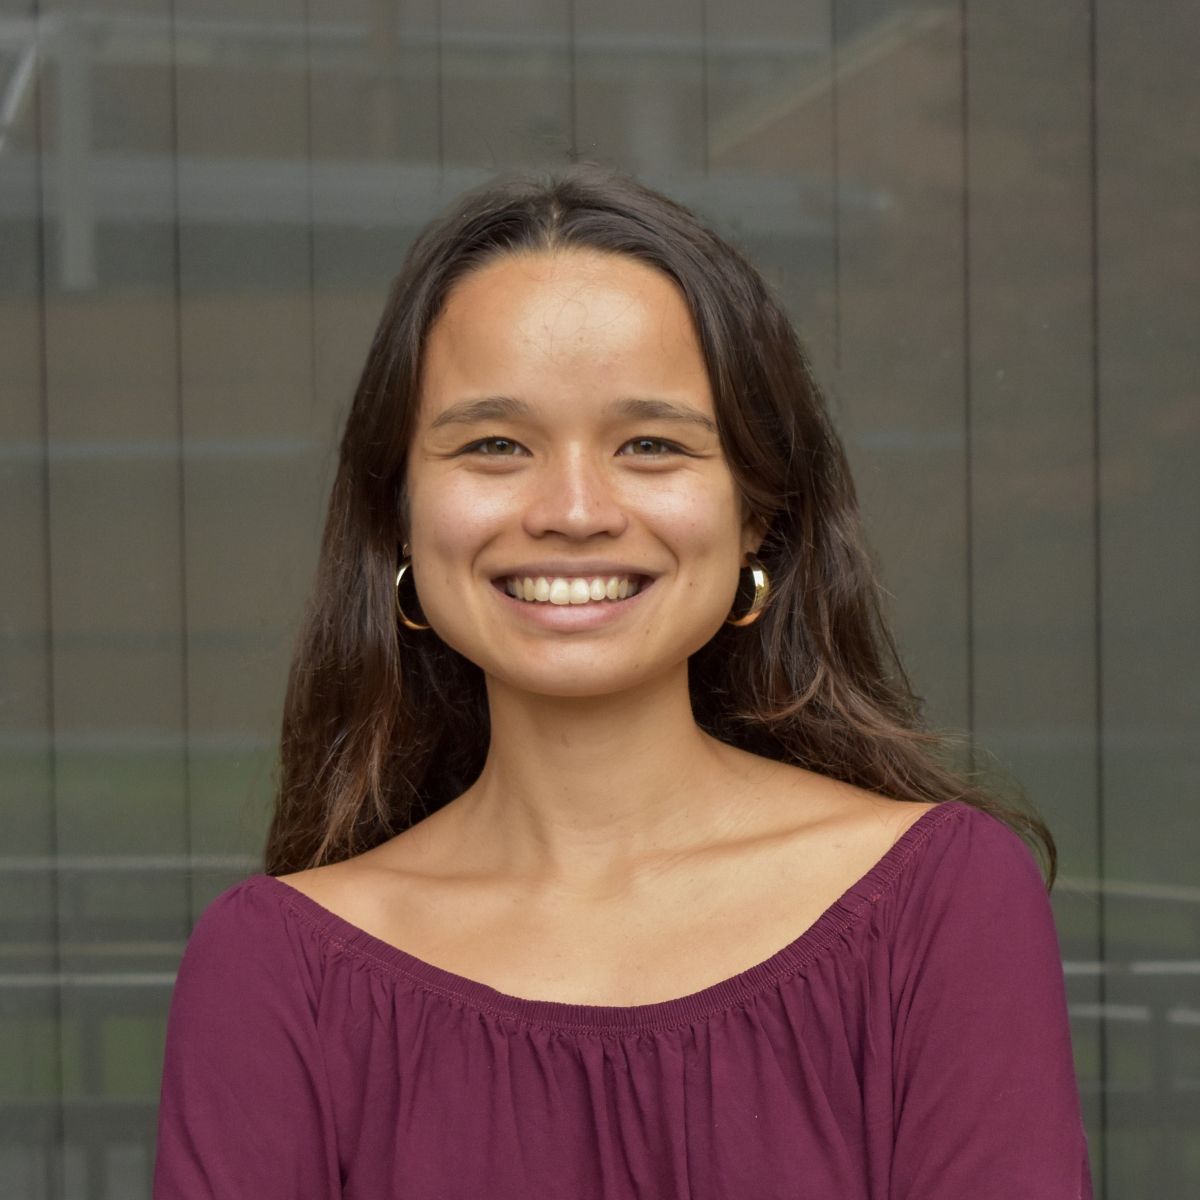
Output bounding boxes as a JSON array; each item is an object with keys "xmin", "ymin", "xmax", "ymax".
[{"xmin": 503, "ymin": 575, "xmax": 642, "ymax": 605}]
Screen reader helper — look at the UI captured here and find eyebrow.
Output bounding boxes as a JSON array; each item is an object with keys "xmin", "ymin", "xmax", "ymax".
[{"xmin": 428, "ymin": 394, "xmax": 718, "ymax": 435}]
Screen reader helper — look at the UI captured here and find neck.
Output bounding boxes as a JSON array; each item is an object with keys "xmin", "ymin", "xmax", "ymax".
[{"xmin": 442, "ymin": 665, "xmax": 783, "ymax": 897}]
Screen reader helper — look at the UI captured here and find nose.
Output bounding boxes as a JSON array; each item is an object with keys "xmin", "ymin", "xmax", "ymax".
[{"xmin": 519, "ymin": 446, "xmax": 629, "ymax": 540}]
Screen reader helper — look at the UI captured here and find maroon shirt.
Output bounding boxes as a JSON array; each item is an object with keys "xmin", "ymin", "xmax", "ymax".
[{"xmin": 152, "ymin": 799, "xmax": 1094, "ymax": 1198}]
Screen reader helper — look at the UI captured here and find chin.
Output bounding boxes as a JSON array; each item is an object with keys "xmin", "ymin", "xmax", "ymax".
[{"xmin": 483, "ymin": 660, "xmax": 665, "ymax": 700}]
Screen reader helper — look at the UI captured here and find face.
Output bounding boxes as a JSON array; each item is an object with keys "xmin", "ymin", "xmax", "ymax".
[{"xmin": 404, "ymin": 247, "xmax": 764, "ymax": 698}]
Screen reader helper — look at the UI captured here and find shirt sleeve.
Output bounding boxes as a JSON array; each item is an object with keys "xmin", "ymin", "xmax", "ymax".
[
  {"xmin": 152, "ymin": 878, "xmax": 343, "ymax": 1199},
  {"xmin": 888, "ymin": 806, "xmax": 1094, "ymax": 1200}
]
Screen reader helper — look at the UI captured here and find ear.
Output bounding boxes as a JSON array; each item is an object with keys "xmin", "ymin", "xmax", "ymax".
[{"xmin": 741, "ymin": 512, "xmax": 768, "ymax": 560}]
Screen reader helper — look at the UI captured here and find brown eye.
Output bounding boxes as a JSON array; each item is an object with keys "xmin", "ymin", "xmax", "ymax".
[
  {"xmin": 459, "ymin": 436, "xmax": 684, "ymax": 458},
  {"xmin": 621, "ymin": 437, "xmax": 683, "ymax": 456},
  {"xmin": 463, "ymin": 438, "xmax": 524, "ymax": 456}
]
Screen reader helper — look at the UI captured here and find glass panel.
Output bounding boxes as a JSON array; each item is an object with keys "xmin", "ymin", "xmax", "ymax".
[{"xmin": 1, "ymin": 0, "xmax": 1194, "ymax": 1193}]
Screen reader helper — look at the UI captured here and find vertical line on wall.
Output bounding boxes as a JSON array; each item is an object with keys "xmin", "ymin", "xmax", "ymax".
[
  {"xmin": 830, "ymin": 0, "xmax": 841, "ymax": 369},
  {"xmin": 302, "ymin": 0, "xmax": 318, "ymax": 502},
  {"xmin": 1086, "ymin": 0, "xmax": 1108, "ymax": 1187},
  {"xmin": 166, "ymin": 0, "xmax": 193, "ymax": 917},
  {"xmin": 700, "ymin": 0, "xmax": 710, "ymax": 176},
  {"xmin": 31, "ymin": 3, "xmax": 64, "ymax": 1195},
  {"xmin": 436, "ymin": 1, "xmax": 444, "ymax": 183},
  {"xmin": 567, "ymin": 0, "xmax": 578, "ymax": 161},
  {"xmin": 959, "ymin": 0, "xmax": 975, "ymax": 769}
]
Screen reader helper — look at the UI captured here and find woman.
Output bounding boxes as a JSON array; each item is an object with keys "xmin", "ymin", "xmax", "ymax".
[{"xmin": 152, "ymin": 162, "xmax": 1093, "ymax": 1198}]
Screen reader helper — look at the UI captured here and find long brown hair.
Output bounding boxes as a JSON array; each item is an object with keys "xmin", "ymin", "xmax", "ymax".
[{"xmin": 263, "ymin": 161, "xmax": 1058, "ymax": 889}]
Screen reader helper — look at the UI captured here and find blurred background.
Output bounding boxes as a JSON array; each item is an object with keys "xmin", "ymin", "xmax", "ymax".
[{"xmin": 1, "ymin": 0, "xmax": 1197, "ymax": 1196}]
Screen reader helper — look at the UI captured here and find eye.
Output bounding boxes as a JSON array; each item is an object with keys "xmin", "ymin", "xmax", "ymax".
[
  {"xmin": 462, "ymin": 437, "xmax": 525, "ymax": 457},
  {"xmin": 618, "ymin": 437, "xmax": 684, "ymax": 457},
  {"xmin": 459, "ymin": 436, "xmax": 685, "ymax": 458}
]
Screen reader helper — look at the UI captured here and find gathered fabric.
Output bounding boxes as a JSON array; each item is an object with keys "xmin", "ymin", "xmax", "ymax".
[{"xmin": 152, "ymin": 800, "xmax": 1093, "ymax": 1200}]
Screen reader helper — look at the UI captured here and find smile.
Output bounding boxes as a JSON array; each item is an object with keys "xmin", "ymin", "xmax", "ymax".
[
  {"xmin": 498, "ymin": 575, "xmax": 649, "ymax": 604},
  {"xmin": 489, "ymin": 575, "xmax": 657, "ymax": 629}
]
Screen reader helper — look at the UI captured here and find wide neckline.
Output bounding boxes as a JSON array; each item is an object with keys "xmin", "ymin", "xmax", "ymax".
[{"xmin": 255, "ymin": 800, "xmax": 968, "ymax": 1035}]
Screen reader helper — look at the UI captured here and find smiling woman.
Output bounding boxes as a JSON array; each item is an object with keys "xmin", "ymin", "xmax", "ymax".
[{"xmin": 152, "ymin": 162, "xmax": 1093, "ymax": 1200}]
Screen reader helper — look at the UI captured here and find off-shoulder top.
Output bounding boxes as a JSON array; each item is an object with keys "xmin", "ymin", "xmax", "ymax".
[{"xmin": 152, "ymin": 799, "xmax": 1094, "ymax": 1199}]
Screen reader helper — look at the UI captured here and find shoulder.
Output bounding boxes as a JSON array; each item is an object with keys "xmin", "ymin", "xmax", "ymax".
[
  {"xmin": 744, "ymin": 766, "xmax": 993, "ymax": 910},
  {"xmin": 272, "ymin": 853, "xmax": 395, "ymax": 934},
  {"xmin": 898, "ymin": 800, "xmax": 1047, "ymax": 893},
  {"xmin": 883, "ymin": 801, "xmax": 1061, "ymax": 966},
  {"xmin": 173, "ymin": 875, "xmax": 325, "ymax": 1003},
  {"xmin": 186, "ymin": 874, "xmax": 281, "ymax": 944},
  {"xmin": 760, "ymin": 762, "xmax": 947, "ymax": 864},
  {"xmin": 747, "ymin": 756, "xmax": 937, "ymax": 833},
  {"xmin": 270, "ymin": 798, "xmax": 467, "ymax": 925},
  {"xmin": 811, "ymin": 791, "xmax": 1030, "ymax": 899},
  {"xmin": 872, "ymin": 796, "xmax": 1049, "ymax": 906},
  {"xmin": 158, "ymin": 877, "xmax": 335, "ymax": 1137}
]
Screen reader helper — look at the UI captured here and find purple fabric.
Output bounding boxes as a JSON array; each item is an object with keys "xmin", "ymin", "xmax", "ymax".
[{"xmin": 152, "ymin": 799, "xmax": 1094, "ymax": 1198}]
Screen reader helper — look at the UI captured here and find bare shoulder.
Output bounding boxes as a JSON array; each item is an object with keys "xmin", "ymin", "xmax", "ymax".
[
  {"xmin": 273, "ymin": 861, "xmax": 338, "ymax": 898},
  {"xmin": 869, "ymin": 794, "xmax": 943, "ymax": 840},
  {"xmin": 271, "ymin": 811, "xmax": 449, "ymax": 924},
  {"xmin": 272, "ymin": 852, "xmax": 389, "ymax": 928},
  {"xmin": 272, "ymin": 859, "xmax": 355, "ymax": 914},
  {"xmin": 750, "ymin": 758, "xmax": 942, "ymax": 856}
]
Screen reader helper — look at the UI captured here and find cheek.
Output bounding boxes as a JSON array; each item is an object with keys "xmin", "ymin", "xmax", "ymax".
[
  {"xmin": 411, "ymin": 476, "xmax": 507, "ymax": 552},
  {"xmin": 637, "ymin": 480, "xmax": 741, "ymax": 552}
]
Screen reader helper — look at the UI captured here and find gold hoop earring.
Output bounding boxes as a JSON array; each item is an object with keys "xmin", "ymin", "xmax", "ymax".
[
  {"xmin": 396, "ymin": 542, "xmax": 430, "ymax": 631},
  {"xmin": 725, "ymin": 554, "xmax": 769, "ymax": 627}
]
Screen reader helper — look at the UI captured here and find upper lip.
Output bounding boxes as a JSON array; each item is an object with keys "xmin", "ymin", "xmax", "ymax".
[{"xmin": 492, "ymin": 561, "xmax": 660, "ymax": 580}]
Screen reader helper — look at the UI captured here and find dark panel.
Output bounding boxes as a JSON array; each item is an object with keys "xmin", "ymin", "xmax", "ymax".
[
  {"xmin": 172, "ymin": 0, "xmax": 318, "ymax": 891},
  {"xmin": 306, "ymin": 0, "xmax": 442, "ymax": 425},
  {"xmin": 0, "ymin": 0, "xmax": 58, "ymax": 1193},
  {"xmin": 18, "ymin": 0, "xmax": 187, "ymax": 1194},
  {"xmin": 830, "ymin": 0, "xmax": 969, "ymax": 735},
  {"xmin": 1096, "ymin": 1, "xmax": 1200, "ymax": 1195},
  {"xmin": 441, "ymin": 0, "xmax": 572, "ymax": 167},
  {"xmin": 962, "ymin": 0, "xmax": 1102, "ymax": 1175},
  {"xmin": 574, "ymin": 0, "xmax": 706, "ymax": 175},
  {"xmin": 703, "ymin": 2, "xmax": 836, "ymax": 380}
]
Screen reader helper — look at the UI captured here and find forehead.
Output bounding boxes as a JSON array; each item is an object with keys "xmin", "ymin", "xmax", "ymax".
[{"xmin": 418, "ymin": 249, "xmax": 712, "ymax": 417}]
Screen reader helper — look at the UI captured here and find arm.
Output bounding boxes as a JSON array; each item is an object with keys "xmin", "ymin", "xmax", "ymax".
[
  {"xmin": 889, "ymin": 808, "xmax": 1093, "ymax": 1200},
  {"xmin": 152, "ymin": 879, "xmax": 342, "ymax": 1199}
]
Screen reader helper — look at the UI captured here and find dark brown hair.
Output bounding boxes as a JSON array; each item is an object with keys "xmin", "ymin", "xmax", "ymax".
[{"xmin": 263, "ymin": 161, "xmax": 1058, "ymax": 889}]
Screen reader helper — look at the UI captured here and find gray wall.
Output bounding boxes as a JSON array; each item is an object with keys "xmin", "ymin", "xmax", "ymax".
[{"xmin": 1, "ymin": 1, "xmax": 1196, "ymax": 1195}]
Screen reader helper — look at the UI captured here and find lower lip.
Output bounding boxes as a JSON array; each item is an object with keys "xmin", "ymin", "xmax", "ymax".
[{"xmin": 490, "ymin": 578, "xmax": 657, "ymax": 630}]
